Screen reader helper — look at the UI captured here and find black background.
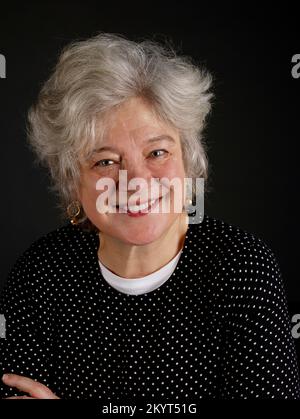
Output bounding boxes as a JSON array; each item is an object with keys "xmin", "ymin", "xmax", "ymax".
[{"xmin": 0, "ymin": 2, "xmax": 300, "ymax": 352}]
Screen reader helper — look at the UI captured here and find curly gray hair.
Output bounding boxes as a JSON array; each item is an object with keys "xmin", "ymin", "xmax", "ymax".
[{"xmin": 26, "ymin": 32, "xmax": 214, "ymax": 232}]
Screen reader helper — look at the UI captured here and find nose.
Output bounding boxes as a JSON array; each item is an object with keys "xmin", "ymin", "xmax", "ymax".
[
  {"xmin": 119, "ymin": 154, "xmax": 152, "ymax": 180},
  {"xmin": 117, "ymin": 159, "xmax": 157, "ymax": 204}
]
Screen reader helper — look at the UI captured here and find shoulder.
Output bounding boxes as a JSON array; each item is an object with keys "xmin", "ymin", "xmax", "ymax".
[
  {"xmin": 193, "ymin": 214, "xmax": 284, "ymax": 295},
  {"xmin": 196, "ymin": 213, "xmax": 280, "ymax": 264},
  {"xmin": 23, "ymin": 222, "xmax": 98, "ymax": 259},
  {"xmin": 5, "ymin": 223, "xmax": 99, "ymax": 285}
]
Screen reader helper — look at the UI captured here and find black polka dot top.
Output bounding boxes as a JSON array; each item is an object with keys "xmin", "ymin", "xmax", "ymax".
[{"xmin": 0, "ymin": 214, "xmax": 299, "ymax": 399}]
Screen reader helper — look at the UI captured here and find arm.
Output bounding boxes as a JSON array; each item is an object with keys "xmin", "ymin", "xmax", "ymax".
[
  {"xmin": 0, "ymin": 250, "xmax": 58, "ymax": 398},
  {"xmin": 219, "ymin": 237, "xmax": 300, "ymax": 399}
]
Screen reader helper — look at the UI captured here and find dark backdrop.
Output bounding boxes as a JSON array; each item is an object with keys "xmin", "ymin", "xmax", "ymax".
[{"xmin": 0, "ymin": 2, "xmax": 300, "ymax": 343}]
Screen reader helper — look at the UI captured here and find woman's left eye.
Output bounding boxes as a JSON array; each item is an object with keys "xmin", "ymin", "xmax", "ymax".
[{"xmin": 149, "ymin": 149, "xmax": 168, "ymax": 158}]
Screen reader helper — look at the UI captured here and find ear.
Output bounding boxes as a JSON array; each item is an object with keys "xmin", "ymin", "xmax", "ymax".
[{"xmin": 75, "ymin": 184, "xmax": 83, "ymax": 203}]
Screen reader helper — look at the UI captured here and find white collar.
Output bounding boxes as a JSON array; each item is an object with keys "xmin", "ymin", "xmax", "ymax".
[{"xmin": 98, "ymin": 249, "xmax": 182, "ymax": 295}]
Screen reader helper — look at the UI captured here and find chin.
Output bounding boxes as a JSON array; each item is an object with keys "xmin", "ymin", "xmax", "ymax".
[
  {"xmin": 124, "ymin": 237, "xmax": 157, "ymax": 246},
  {"xmin": 117, "ymin": 220, "xmax": 170, "ymax": 246},
  {"xmin": 121, "ymin": 229, "xmax": 162, "ymax": 246}
]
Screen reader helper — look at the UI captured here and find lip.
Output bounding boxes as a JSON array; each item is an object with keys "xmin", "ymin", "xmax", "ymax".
[
  {"xmin": 116, "ymin": 196, "xmax": 161, "ymax": 208},
  {"xmin": 115, "ymin": 195, "xmax": 163, "ymax": 215}
]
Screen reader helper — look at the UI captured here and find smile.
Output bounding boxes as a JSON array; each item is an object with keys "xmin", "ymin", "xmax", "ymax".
[{"xmin": 115, "ymin": 196, "xmax": 163, "ymax": 215}]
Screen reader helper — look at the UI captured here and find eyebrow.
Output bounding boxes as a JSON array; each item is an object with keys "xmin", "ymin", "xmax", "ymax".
[{"xmin": 90, "ymin": 135, "xmax": 176, "ymax": 155}]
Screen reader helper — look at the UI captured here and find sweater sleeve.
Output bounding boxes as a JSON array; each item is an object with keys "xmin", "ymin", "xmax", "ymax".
[
  {"xmin": 0, "ymin": 249, "xmax": 56, "ymax": 398},
  {"xmin": 219, "ymin": 235, "xmax": 300, "ymax": 399}
]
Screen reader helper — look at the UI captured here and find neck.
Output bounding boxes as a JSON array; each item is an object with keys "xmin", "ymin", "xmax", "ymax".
[{"xmin": 97, "ymin": 213, "xmax": 189, "ymax": 279}]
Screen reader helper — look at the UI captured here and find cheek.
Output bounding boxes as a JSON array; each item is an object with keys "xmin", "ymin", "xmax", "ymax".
[
  {"xmin": 80, "ymin": 174, "xmax": 101, "ymax": 210},
  {"xmin": 152, "ymin": 158, "xmax": 186, "ymax": 205},
  {"xmin": 153, "ymin": 156, "xmax": 186, "ymax": 183}
]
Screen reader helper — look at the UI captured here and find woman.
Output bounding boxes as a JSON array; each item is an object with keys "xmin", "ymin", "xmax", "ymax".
[{"xmin": 0, "ymin": 32, "xmax": 299, "ymax": 400}]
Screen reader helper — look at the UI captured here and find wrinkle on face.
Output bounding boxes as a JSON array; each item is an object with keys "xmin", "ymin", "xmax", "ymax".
[{"xmin": 78, "ymin": 96, "xmax": 187, "ymax": 247}]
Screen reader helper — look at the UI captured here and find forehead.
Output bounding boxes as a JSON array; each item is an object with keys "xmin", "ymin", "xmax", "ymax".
[
  {"xmin": 80, "ymin": 97, "xmax": 180, "ymax": 162},
  {"xmin": 104, "ymin": 97, "xmax": 178, "ymax": 141}
]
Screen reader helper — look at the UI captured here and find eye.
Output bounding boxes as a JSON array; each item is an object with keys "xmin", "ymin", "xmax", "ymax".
[
  {"xmin": 149, "ymin": 149, "xmax": 168, "ymax": 158},
  {"xmin": 93, "ymin": 159, "xmax": 116, "ymax": 168}
]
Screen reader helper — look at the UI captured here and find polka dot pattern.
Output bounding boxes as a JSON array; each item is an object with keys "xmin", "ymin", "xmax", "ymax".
[{"xmin": 0, "ymin": 214, "xmax": 299, "ymax": 399}]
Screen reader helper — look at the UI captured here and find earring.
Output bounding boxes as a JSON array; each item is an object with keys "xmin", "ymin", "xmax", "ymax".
[
  {"xmin": 184, "ymin": 197, "xmax": 194, "ymax": 215},
  {"xmin": 183, "ymin": 177, "xmax": 195, "ymax": 213},
  {"xmin": 185, "ymin": 198, "xmax": 193, "ymax": 207},
  {"xmin": 67, "ymin": 200, "xmax": 82, "ymax": 225}
]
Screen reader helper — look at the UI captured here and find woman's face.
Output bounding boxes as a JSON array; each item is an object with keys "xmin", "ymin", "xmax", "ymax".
[{"xmin": 79, "ymin": 96, "xmax": 187, "ymax": 245}]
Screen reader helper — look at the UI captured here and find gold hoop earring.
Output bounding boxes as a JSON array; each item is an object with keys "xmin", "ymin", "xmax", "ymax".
[{"xmin": 67, "ymin": 200, "xmax": 81, "ymax": 225}]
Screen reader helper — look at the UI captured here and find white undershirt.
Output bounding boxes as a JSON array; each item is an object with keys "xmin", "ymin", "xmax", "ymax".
[{"xmin": 98, "ymin": 249, "xmax": 182, "ymax": 295}]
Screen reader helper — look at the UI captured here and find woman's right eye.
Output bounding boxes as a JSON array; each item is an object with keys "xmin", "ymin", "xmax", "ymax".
[{"xmin": 94, "ymin": 159, "xmax": 115, "ymax": 167}]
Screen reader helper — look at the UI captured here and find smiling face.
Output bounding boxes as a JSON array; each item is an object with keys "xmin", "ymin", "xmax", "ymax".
[{"xmin": 78, "ymin": 96, "xmax": 187, "ymax": 245}]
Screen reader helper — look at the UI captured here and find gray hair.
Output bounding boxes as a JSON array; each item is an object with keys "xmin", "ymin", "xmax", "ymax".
[{"xmin": 26, "ymin": 32, "xmax": 214, "ymax": 232}]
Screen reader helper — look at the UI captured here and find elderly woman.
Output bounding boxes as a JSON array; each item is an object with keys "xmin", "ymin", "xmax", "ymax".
[{"xmin": 0, "ymin": 32, "xmax": 299, "ymax": 400}]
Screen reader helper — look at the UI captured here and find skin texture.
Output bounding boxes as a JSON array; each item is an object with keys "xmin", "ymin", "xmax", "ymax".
[
  {"xmin": 2, "ymin": 374, "xmax": 59, "ymax": 399},
  {"xmin": 79, "ymin": 96, "xmax": 189, "ymax": 278},
  {"xmin": 2, "ymin": 96, "xmax": 190, "ymax": 398}
]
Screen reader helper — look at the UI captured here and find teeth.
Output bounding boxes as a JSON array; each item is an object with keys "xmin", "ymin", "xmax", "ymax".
[{"xmin": 120, "ymin": 198, "xmax": 157, "ymax": 212}]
